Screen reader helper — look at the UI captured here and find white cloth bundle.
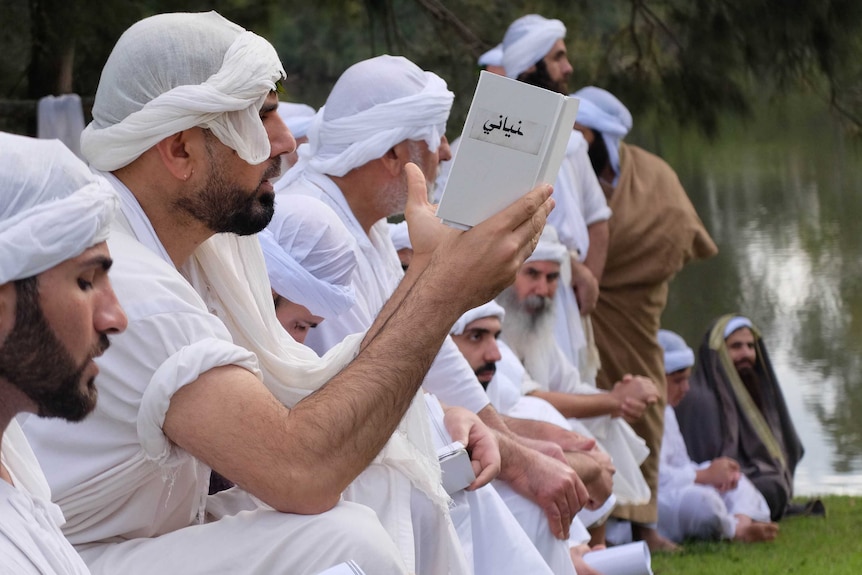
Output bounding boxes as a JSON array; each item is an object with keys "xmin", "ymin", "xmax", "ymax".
[
  {"xmin": 81, "ymin": 11, "xmax": 285, "ymax": 171},
  {"xmin": 501, "ymin": 14, "xmax": 566, "ymax": 79},
  {"xmin": 658, "ymin": 329, "xmax": 695, "ymax": 374},
  {"xmin": 0, "ymin": 132, "xmax": 117, "ymax": 284},
  {"xmin": 37, "ymin": 94, "xmax": 85, "ymax": 159},
  {"xmin": 450, "ymin": 300, "xmax": 505, "ymax": 336},
  {"xmin": 572, "ymin": 86, "xmax": 633, "ymax": 186},
  {"xmin": 289, "ymin": 55, "xmax": 453, "ymax": 181},
  {"xmin": 260, "ymin": 194, "xmax": 357, "ymax": 318}
]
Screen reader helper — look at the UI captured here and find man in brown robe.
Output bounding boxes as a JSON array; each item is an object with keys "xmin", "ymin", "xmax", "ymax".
[{"xmin": 572, "ymin": 86, "xmax": 718, "ymax": 551}]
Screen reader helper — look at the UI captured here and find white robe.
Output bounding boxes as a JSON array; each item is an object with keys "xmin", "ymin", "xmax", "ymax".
[
  {"xmin": 21, "ymin": 177, "xmax": 407, "ymax": 575},
  {"xmin": 0, "ymin": 420, "xmax": 89, "ymax": 575},
  {"xmin": 285, "ymin": 171, "xmax": 575, "ymax": 575},
  {"xmin": 658, "ymin": 406, "xmax": 771, "ymax": 542},
  {"xmin": 547, "ymin": 132, "xmax": 611, "ymax": 379},
  {"xmin": 499, "ymin": 337, "xmax": 651, "ymax": 507}
]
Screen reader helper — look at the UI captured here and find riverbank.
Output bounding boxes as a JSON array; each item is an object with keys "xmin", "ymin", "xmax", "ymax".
[{"xmin": 650, "ymin": 495, "xmax": 862, "ymax": 574}]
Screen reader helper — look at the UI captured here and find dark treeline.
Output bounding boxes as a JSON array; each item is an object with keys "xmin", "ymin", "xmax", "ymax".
[{"xmin": 2, "ymin": 0, "xmax": 861, "ymax": 138}]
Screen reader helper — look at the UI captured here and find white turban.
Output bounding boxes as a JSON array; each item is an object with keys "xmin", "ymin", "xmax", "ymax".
[
  {"xmin": 526, "ymin": 225, "xmax": 568, "ymax": 266},
  {"xmin": 81, "ymin": 11, "xmax": 285, "ymax": 171},
  {"xmin": 450, "ymin": 300, "xmax": 506, "ymax": 336},
  {"xmin": 573, "ymin": 86, "xmax": 633, "ymax": 186},
  {"xmin": 260, "ymin": 195, "xmax": 357, "ymax": 319},
  {"xmin": 501, "ymin": 14, "xmax": 567, "ymax": 79},
  {"xmin": 723, "ymin": 316, "xmax": 753, "ymax": 339},
  {"xmin": 658, "ymin": 329, "xmax": 695, "ymax": 374},
  {"xmin": 478, "ymin": 44, "xmax": 503, "ymax": 67},
  {"xmin": 0, "ymin": 133, "xmax": 118, "ymax": 285},
  {"xmin": 277, "ymin": 102, "xmax": 316, "ymax": 140},
  {"xmin": 294, "ymin": 55, "xmax": 453, "ymax": 179},
  {"xmin": 388, "ymin": 221, "xmax": 412, "ymax": 252}
]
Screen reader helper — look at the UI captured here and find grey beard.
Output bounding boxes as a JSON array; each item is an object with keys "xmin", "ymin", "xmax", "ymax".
[{"xmin": 496, "ymin": 286, "xmax": 557, "ymax": 385}]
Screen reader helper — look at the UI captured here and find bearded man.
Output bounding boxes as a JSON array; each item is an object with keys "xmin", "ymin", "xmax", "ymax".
[
  {"xmin": 21, "ymin": 12, "xmax": 552, "ymax": 575},
  {"xmin": 0, "ymin": 133, "xmax": 127, "ymax": 574},
  {"xmin": 675, "ymin": 316, "xmax": 805, "ymax": 521}
]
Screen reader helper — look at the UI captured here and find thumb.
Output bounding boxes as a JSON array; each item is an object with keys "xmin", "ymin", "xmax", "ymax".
[{"xmin": 404, "ymin": 162, "xmax": 430, "ymax": 217}]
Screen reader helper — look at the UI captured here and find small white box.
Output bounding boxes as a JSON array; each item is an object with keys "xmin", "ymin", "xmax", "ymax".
[{"xmin": 437, "ymin": 441, "xmax": 476, "ymax": 494}]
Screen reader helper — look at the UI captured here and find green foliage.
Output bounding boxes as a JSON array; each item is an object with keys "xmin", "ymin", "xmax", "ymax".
[
  {"xmin": 651, "ymin": 496, "xmax": 862, "ymax": 575},
  {"xmin": 4, "ymin": 0, "xmax": 862, "ymax": 137}
]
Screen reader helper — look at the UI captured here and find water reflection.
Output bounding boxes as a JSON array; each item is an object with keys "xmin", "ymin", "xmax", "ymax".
[{"xmin": 640, "ymin": 97, "xmax": 862, "ymax": 495}]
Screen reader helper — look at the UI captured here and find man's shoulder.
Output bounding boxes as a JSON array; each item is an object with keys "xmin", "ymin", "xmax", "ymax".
[{"xmin": 107, "ymin": 227, "xmax": 210, "ymax": 322}]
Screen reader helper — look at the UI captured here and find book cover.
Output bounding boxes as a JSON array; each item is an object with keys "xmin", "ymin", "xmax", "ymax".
[{"xmin": 435, "ymin": 71, "xmax": 580, "ymax": 229}]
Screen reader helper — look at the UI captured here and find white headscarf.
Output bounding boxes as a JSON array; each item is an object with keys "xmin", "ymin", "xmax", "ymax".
[
  {"xmin": 658, "ymin": 329, "xmax": 695, "ymax": 374},
  {"xmin": 572, "ymin": 86, "xmax": 633, "ymax": 186},
  {"xmin": 723, "ymin": 316, "xmax": 753, "ymax": 339},
  {"xmin": 260, "ymin": 195, "xmax": 357, "ymax": 318},
  {"xmin": 81, "ymin": 11, "xmax": 285, "ymax": 171},
  {"xmin": 450, "ymin": 300, "xmax": 506, "ymax": 336},
  {"xmin": 277, "ymin": 102, "xmax": 316, "ymax": 140},
  {"xmin": 478, "ymin": 44, "xmax": 503, "ymax": 67},
  {"xmin": 526, "ymin": 224, "xmax": 569, "ymax": 268},
  {"xmin": 0, "ymin": 133, "xmax": 117, "ymax": 284},
  {"xmin": 501, "ymin": 14, "xmax": 566, "ymax": 79},
  {"xmin": 288, "ymin": 55, "xmax": 453, "ymax": 181}
]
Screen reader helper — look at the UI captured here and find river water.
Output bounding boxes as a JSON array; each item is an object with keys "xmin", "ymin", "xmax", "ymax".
[{"xmin": 633, "ymin": 94, "xmax": 862, "ymax": 496}]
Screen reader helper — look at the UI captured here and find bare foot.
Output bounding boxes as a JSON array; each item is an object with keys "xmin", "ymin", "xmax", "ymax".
[
  {"xmin": 632, "ymin": 524, "xmax": 682, "ymax": 553},
  {"xmin": 734, "ymin": 515, "xmax": 779, "ymax": 543}
]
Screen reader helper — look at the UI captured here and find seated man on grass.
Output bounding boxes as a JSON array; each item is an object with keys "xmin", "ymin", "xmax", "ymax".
[{"xmin": 658, "ymin": 329, "xmax": 778, "ymax": 544}]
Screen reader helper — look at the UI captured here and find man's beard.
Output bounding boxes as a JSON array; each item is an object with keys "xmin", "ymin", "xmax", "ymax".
[
  {"xmin": 517, "ymin": 60, "xmax": 568, "ymax": 95},
  {"xmin": 0, "ymin": 277, "xmax": 107, "ymax": 421},
  {"xmin": 474, "ymin": 362, "xmax": 497, "ymax": 390},
  {"xmin": 174, "ymin": 133, "xmax": 279, "ymax": 236},
  {"xmin": 587, "ymin": 130, "xmax": 610, "ymax": 178},
  {"xmin": 496, "ymin": 285, "xmax": 557, "ymax": 384},
  {"xmin": 736, "ymin": 362, "xmax": 765, "ymax": 412}
]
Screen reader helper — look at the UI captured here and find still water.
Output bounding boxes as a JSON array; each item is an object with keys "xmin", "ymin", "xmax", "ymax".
[{"xmin": 637, "ymin": 95, "xmax": 862, "ymax": 496}]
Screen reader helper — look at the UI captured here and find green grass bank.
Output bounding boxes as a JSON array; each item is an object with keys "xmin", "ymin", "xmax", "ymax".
[{"xmin": 651, "ymin": 496, "xmax": 862, "ymax": 574}]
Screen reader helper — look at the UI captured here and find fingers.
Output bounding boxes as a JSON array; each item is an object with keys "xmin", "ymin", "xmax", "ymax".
[{"xmin": 544, "ymin": 501, "xmax": 566, "ymax": 540}]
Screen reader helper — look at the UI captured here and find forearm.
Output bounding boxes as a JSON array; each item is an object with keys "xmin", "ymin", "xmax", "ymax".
[
  {"xmin": 583, "ymin": 220, "xmax": 608, "ymax": 283},
  {"xmin": 528, "ymin": 390, "xmax": 622, "ymax": 419},
  {"xmin": 359, "ymin": 251, "xmax": 431, "ymax": 349}
]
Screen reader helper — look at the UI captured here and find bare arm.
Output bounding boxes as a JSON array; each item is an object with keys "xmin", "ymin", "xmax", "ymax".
[
  {"xmin": 583, "ymin": 220, "xmax": 608, "ymax": 284},
  {"xmin": 164, "ymin": 165, "xmax": 554, "ymax": 514},
  {"xmin": 527, "ymin": 389, "xmax": 624, "ymax": 420},
  {"xmin": 477, "ymin": 405, "xmax": 589, "ymax": 540}
]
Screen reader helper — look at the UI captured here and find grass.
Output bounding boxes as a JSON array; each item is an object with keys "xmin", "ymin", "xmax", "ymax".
[{"xmin": 650, "ymin": 496, "xmax": 862, "ymax": 575}]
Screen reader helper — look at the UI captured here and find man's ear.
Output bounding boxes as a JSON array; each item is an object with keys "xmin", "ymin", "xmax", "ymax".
[
  {"xmin": 153, "ymin": 129, "xmax": 201, "ymax": 182},
  {"xmin": 0, "ymin": 282, "xmax": 15, "ymax": 341},
  {"xmin": 380, "ymin": 141, "xmax": 410, "ymax": 177}
]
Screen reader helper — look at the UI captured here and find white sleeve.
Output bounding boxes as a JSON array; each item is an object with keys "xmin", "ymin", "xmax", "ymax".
[
  {"xmin": 422, "ymin": 337, "xmax": 492, "ymax": 414},
  {"xmin": 570, "ymin": 140, "xmax": 611, "ymax": 225}
]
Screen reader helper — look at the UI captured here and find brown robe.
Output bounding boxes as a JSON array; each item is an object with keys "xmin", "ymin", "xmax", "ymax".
[{"xmin": 592, "ymin": 142, "xmax": 718, "ymax": 524}]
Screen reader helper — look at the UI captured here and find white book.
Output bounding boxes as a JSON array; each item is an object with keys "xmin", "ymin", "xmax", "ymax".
[{"xmin": 436, "ymin": 71, "xmax": 580, "ymax": 229}]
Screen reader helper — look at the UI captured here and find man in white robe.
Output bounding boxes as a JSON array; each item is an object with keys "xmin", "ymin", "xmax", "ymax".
[
  {"xmin": 657, "ymin": 329, "xmax": 778, "ymax": 544},
  {"xmin": 0, "ymin": 133, "xmax": 128, "ymax": 574},
  {"xmin": 496, "ymin": 226, "xmax": 655, "ymax": 512},
  {"xmin": 497, "ymin": 14, "xmax": 612, "ymax": 379},
  {"xmin": 278, "ymin": 54, "xmax": 589, "ymax": 575},
  {"xmin": 21, "ymin": 12, "xmax": 554, "ymax": 575}
]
